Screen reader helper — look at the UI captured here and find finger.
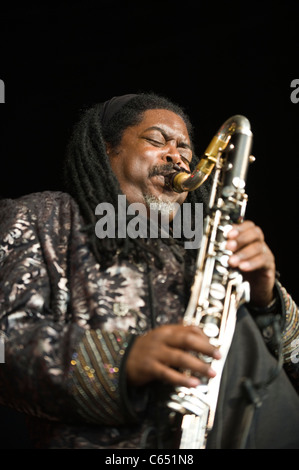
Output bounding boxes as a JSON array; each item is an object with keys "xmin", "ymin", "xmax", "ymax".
[
  {"xmin": 229, "ymin": 240, "xmax": 265, "ymax": 267},
  {"xmin": 226, "ymin": 222, "xmax": 255, "ymax": 252},
  {"xmin": 227, "ymin": 222, "xmax": 265, "ymax": 251},
  {"xmin": 163, "ymin": 325, "xmax": 221, "ymax": 359},
  {"xmin": 226, "ymin": 220, "xmax": 255, "ymax": 240},
  {"xmin": 127, "ymin": 344, "xmax": 216, "ymax": 387},
  {"xmin": 150, "ymin": 361, "xmax": 203, "ymax": 388},
  {"xmin": 239, "ymin": 253, "xmax": 269, "ymax": 272},
  {"xmin": 231, "ymin": 244, "xmax": 275, "ymax": 273},
  {"xmin": 163, "ymin": 346, "xmax": 218, "ymax": 377}
]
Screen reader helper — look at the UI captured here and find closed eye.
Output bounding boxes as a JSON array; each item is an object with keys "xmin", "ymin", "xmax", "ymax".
[
  {"xmin": 180, "ymin": 155, "xmax": 191, "ymax": 167},
  {"xmin": 142, "ymin": 126, "xmax": 192, "ymax": 164},
  {"xmin": 146, "ymin": 138, "xmax": 164, "ymax": 146}
]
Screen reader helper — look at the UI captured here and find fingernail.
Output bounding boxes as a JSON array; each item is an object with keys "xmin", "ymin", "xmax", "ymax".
[
  {"xmin": 213, "ymin": 349, "xmax": 222, "ymax": 360},
  {"xmin": 208, "ymin": 367, "xmax": 217, "ymax": 378},
  {"xmin": 189, "ymin": 378, "xmax": 200, "ymax": 388},
  {"xmin": 227, "ymin": 228, "xmax": 239, "ymax": 238},
  {"xmin": 226, "ymin": 240, "xmax": 237, "ymax": 250},
  {"xmin": 229, "ymin": 255, "xmax": 239, "ymax": 266},
  {"xmin": 239, "ymin": 261, "xmax": 251, "ymax": 270}
]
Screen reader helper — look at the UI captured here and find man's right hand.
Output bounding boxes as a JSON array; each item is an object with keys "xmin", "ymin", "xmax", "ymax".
[{"xmin": 125, "ymin": 324, "xmax": 221, "ymax": 388}]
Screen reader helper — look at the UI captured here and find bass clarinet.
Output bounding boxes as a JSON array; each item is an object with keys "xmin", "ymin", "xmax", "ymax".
[{"xmin": 167, "ymin": 115, "xmax": 254, "ymax": 449}]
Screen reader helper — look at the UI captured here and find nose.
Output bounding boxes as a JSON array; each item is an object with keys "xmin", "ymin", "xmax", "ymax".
[
  {"xmin": 163, "ymin": 142, "xmax": 182, "ymax": 166},
  {"xmin": 166, "ymin": 154, "xmax": 181, "ymax": 166}
]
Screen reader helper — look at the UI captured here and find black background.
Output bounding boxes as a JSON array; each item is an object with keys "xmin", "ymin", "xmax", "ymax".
[{"xmin": 0, "ymin": 0, "xmax": 298, "ymax": 449}]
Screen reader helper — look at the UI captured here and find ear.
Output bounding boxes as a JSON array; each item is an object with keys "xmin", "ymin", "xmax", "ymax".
[
  {"xmin": 105, "ymin": 142, "xmax": 120, "ymax": 158},
  {"xmin": 105, "ymin": 142, "xmax": 112, "ymax": 156}
]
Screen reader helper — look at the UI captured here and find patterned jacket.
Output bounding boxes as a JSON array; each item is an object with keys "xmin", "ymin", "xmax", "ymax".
[{"xmin": 0, "ymin": 191, "xmax": 298, "ymax": 448}]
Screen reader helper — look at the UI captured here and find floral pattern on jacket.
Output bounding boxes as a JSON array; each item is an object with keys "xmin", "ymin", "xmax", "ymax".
[
  {"xmin": 0, "ymin": 191, "xmax": 187, "ymax": 447},
  {"xmin": 0, "ymin": 191, "xmax": 298, "ymax": 448}
]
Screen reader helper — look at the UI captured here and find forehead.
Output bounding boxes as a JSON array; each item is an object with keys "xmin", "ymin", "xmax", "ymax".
[{"xmin": 137, "ymin": 109, "xmax": 191, "ymax": 141}]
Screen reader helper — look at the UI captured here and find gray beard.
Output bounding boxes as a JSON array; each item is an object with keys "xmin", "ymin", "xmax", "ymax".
[{"xmin": 143, "ymin": 194, "xmax": 179, "ymax": 221}]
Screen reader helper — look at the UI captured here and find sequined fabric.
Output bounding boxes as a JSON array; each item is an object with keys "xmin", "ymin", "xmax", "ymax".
[
  {"xmin": 0, "ymin": 191, "xmax": 187, "ymax": 447},
  {"xmin": 0, "ymin": 191, "xmax": 298, "ymax": 448}
]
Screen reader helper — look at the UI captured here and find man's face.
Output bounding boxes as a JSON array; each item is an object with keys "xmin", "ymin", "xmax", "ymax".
[{"xmin": 107, "ymin": 109, "xmax": 192, "ymax": 219}]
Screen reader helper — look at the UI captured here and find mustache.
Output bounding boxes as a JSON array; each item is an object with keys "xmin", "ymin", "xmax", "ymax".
[{"xmin": 148, "ymin": 163, "xmax": 190, "ymax": 178}]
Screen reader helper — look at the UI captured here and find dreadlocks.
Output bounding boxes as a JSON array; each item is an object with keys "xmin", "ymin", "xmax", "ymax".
[{"xmin": 63, "ymin": 93, "xmax": 211, "ymax": 268}]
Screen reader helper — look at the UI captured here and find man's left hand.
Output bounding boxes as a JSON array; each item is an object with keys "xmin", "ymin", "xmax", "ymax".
[{"xmin": 226, "ymin": 220, "xmax": 276, "ymax": 307}]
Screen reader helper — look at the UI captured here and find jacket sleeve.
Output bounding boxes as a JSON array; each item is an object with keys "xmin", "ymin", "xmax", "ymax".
[
  {"xmin": 249, "ymin": 279, "xmax": 299, "ymax": 392},
  {"xmin": 67, "ymin": 329, "xmax": 148, "ymax": 425},
  {"xmin": 278, "ymin": 283, "xmax": 299, "ymax": 391},
  {"xmin": 0, "ymin": 193, "xmax": 143, "ymax": 425}
]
